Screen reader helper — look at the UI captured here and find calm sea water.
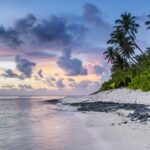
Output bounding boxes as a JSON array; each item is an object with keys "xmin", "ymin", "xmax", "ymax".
[{"xmin": 0, "ymin": 96, "xmax": 96, "ymax": 150}]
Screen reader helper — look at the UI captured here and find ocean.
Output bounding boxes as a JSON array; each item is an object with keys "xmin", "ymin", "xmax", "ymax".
[{"xmin": 0, "ymin": 96, "xmax": 97, "ymax": 150}]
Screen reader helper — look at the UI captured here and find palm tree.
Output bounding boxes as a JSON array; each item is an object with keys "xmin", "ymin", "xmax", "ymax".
[
  {"xmin": 111, "ymin": 52, "xmax": 129, "ymax": 72},
  {"xmin": 107, "ymin": 28, "xmax": 136, "ymax": 64},
  {"xmin": 103, "ymin": 46, "xmax": 117, "ymax": 63},
  {"xmin": 107, "ymin": 28, "xmax": 125, "ymax": 45},
  {"xmin": 115, "ymin": 12, "xmax": 145, "ymax": 55},
  {"xmin": 103, "ymin": 45, "xmax": 130, "ymax": 72}
]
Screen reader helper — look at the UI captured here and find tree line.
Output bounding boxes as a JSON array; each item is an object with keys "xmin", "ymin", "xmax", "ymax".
[{"xmin": 100, "ymin": 12, "xmax": 150, "ymax": 92}]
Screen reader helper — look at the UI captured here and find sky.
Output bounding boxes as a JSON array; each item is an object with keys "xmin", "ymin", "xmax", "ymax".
[{"xmin": 0, "ymin": 0, "xmax": 150, "ymax": 95}]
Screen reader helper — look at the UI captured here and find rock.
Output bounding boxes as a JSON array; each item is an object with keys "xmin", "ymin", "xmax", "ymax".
[{"xmin": 68, "ymin": 101, "xmax": 150, "ymax": 123}]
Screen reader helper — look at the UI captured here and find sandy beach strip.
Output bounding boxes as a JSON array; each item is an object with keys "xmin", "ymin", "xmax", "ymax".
[
  {"xmin": 62, "ymin": 88, "xmax": 150, "ymax": 150},
  {"xmin": 62, "ymin": 88, "xmax": 150, "ymax": 104},
  {"xmin": 76, "ymin": 111, "xmax": 150, "ymax": 150}
]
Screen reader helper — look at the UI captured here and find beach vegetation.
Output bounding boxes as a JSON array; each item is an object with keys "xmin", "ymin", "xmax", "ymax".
[{"xmin": 100, "ymin": 12, "xmax": 150, "ymax": 92}]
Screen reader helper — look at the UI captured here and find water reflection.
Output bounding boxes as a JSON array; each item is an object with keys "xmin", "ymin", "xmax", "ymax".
[{"xmin": 0, "ymin": 97, "xmax": 96, "ymax": 150}]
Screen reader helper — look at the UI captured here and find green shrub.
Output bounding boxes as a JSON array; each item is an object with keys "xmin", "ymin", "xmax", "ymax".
[
  {"xmin": 100, "ymin": 69, "xmax": 131, "ymax": 91},
  {"xmin": 99, "ymin": 55, "xmax": 150, "ymax": 92},
  {"xmin": 100, "ymin": 79, "xmax": 114, "ymax": 91},
  {"xmin": 128, "ymin": 67, "xmax": 150, "ymax": 91}
]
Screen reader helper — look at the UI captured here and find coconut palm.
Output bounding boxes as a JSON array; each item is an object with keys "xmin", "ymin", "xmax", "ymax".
[
  {"xmin": 107, "ymin": 28, "xmax": 136, "ymax": 64},
  {"xmin": 115, "ymin": 12, "xmax": 145, "ymax": 55},
  {"xmin": 103, "ymin": 46, "xmax": 117, "ymax": 63},
  {"xmin": 104, "ymin": 45, "xmax": 130, "ymax": 72},
  {"xmin": 111, "ymin": 52, "xmax": 129, "ymax": 72},
  {"xmin": 107, "ymin": 28, "xmax": 125, "ymax": 45}
]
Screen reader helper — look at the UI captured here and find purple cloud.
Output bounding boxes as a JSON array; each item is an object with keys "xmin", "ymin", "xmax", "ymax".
[
  {"xmin": 83, "ymin": 3, "xmax": 109, "ymax": 27},
  {"xmin": 56, "ymin": 78, "xmax": 65, "ymax": 88},
  {"xmin": 1, "ymin": 69, "xmax": 19, "ymax": 78},
  {"xmin": 57, "ymin": 48, "xmax": 88, "ymax": 76},
  {"xmin": 26, "ymin": 51, "xmax": 56, "ymax": 58},
  {"xmin": 15, "ymin": 55, "xmax": 36, "ymax": 78}
]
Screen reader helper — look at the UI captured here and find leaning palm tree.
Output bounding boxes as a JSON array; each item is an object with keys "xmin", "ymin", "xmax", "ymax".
[{"xmin": 115, "ymin": 12, "xmax": 145, "ymax": 55}]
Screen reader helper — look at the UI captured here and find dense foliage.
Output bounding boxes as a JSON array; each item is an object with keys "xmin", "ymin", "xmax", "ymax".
[
  {"xmin": 129, "ymin": 66, "xmax": 150, "ymax": 91},
  {"xmin": 100, "ymin": 12, "xmax": 150, "ymax": 92}
]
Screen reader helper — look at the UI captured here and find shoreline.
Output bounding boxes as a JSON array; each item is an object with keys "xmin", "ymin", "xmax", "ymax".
[
  {"xmin": 46, "ymin": 88, "xmax": 150, "ymax": 123},
  {"xmin": 61, "ymin": 88, "xmax": 150, "ymax": 123},
  {"xmin": 60, "ymin": 88, "xmax": 150, "ymax": 150},
  {"xmin": 62, "ymin": 88, "xmax": 150, "ymax": 104}
]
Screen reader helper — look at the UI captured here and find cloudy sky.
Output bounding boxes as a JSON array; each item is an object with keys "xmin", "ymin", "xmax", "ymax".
[{"xmin": 0, "ymin": 0, "xmax": 150, "ymax": 95}]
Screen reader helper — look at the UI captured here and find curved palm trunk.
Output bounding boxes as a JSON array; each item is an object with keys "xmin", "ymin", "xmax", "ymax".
[
  {"xmin": 129, "ymin": 56, "xmax": 137, "ymax": 64},
  {"xmin": 128, "ymin": 31, "xmax": 150, "ymax": 62},
  {"xmin": 128, "ymin": 32, "xmax": 143, "ymax": 53},
  {"xmin": 134, "ymin": 42, "xmax": 145, "ymax": 55}
]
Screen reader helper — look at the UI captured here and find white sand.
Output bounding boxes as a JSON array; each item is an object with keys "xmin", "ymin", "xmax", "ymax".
[
  {"xmin": 77, "ymin": 112, "xmax": 150, "ymax": 150},
  {"xmin": 62, "ymin": 88, "xmax": 150, "ymax": 150},
  {"xmin": 62, "ymin": 88, "xmax": 150, "ymax": 104}
]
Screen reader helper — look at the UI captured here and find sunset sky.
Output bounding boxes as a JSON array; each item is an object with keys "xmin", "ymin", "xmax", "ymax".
[{"xmin": 0, "ymin": 0, "xmax": 150, "ymax": 95}]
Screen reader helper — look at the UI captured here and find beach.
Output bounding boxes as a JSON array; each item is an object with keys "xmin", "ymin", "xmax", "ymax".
[
  {"xmin": 76, "ymin": 112, "xmax": 150, "ymax": 150},
  {"xmin": 61, "ymin": 88, "xmax": 150, "ymax": 150},
  {"xmin": 1, "ymin": 90, "xmax": 150, "ymax": 150},
  {"xmin": 62, "ymin": 88, "xmax": 150, "ymax": 104}
]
